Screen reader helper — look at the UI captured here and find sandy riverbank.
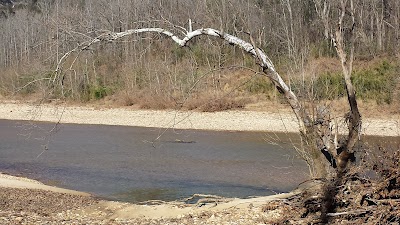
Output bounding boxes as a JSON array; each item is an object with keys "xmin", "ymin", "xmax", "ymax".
[
  {"xmin": 0, "ymin": 173, "xmax": 296, "ymax": 224},
  {"xmin": 0, "ymin": 173, "xmax": 89, "ymax": 196},
  {"xmin": 0, "ymin": 102, "xmax": 399, "ymax": 136}
]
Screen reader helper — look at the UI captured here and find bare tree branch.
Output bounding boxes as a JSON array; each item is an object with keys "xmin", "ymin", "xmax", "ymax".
[{"xmin": 54, "ymin": 26, "xmax": 310, "ymax": 135}]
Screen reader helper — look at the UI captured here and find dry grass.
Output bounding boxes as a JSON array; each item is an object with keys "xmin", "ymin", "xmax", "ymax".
[
  {"xmin": 108, "ymin": 90, "xmax": 178, "ymax": 110},
  {"xmin": 184, "ymin": 92, "xmax": 251, "ymax": 112},
  {"xmin": 106, "ymin": 89, "xmax": 253, "ymax": 112},
  {"xmin": 137, "ymin": 94, "xmax": 177, "ymax": 110}
]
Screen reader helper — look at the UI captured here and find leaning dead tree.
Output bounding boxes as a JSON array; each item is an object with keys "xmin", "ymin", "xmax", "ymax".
[{"xmin": 53, "ymin": 1, "xmax": 360, "ymax": 179}]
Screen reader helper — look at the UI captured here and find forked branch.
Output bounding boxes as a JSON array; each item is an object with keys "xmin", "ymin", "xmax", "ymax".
[{"xmin": 331, "ymin": 0, "xmax": 362, "ymax": 157}]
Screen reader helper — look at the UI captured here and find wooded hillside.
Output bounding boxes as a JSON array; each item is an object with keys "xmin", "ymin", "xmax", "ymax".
[{"xmin": 0, "ymin": 0, "xmax": 399, "ymax": 109}]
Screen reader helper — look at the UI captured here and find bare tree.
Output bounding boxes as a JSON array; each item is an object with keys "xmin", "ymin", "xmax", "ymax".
[
  {"xmin": 314, "ymin": 0, "xmax": 362, "ymax": 174},
  {"xmin": 6, "ymin": 2, "xmax": 399, "ymax": 222},
  {"xmin": 0, "ymin": 0, "xmax": 370, "ymax": 180},
  {"xmin": 51, "ymin": 0, "xmax": 362, "ymax": 181}
]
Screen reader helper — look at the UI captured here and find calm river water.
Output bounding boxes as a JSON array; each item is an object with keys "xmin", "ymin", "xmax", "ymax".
[{"xmin": 0, "ymin": 119, "xmax": 310, "ymax": 203}]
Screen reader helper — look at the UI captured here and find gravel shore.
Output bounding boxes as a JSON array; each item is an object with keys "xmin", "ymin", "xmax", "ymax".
[
  {"xmin": 0, "ymin": 187, "xmax": 98, "ymax": 224},
  {"xmin": 0, "ymin": 174, "xmax": 292, "ymax": 225},
  {"xmin": 0, "ymin": 102, "xmax": 399, "ymax": 136},
  {"xmin": 0, "ymin": 188, "xmax": 280, "ymax": 225}
]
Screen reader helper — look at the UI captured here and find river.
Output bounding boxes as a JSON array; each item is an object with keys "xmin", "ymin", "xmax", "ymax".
[{"xmin": 0, "ymin": 119, "xmax": 310, "ymax": 203}]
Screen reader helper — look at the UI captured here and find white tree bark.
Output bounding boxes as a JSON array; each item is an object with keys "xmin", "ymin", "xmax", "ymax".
[{"xmin": 54, "ymin": 26, "xmax": 310, "ymax": 134}]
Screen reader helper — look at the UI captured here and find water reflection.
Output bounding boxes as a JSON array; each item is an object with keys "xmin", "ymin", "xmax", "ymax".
[
  {"xmin": 0, "ymin": 119, "xmax": 308, "ymax": 203},
  {"xmin": 112, "ymin": 188, "xmax": 180, "ymax": 203}
]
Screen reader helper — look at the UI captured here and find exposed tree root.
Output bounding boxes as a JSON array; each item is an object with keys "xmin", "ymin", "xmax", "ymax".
[{"xmin": 262, "ymin": 147, "xmax": 400, "ymax": 224}]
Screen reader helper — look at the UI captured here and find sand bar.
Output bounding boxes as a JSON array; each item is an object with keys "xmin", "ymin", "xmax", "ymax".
[
  {"xmin": 0, "ymin": 102, "xmax": 398, "ymax": 136},
  {"xmin": 0, "ymin": 173, "xmax": 89, "ymax": 196}
]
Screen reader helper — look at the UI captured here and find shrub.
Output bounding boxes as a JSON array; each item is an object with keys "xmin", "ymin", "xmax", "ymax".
[
  {"xmin": 352, "ymin": 60, "xmax": 397, "ymax": 104},
  {"xmin": 16, "ymin": 75, "xmax": 39, "ymax": 95},
  {"xmin": 90, "ymin": 85, "xmax": 112, "ymax": 100},
  {"xmin": 312, "ymin": 61, "xmax": 398, "ymax": 104},
  {"xmin": 77, "ymin": 84, "xmax": 113, "ymax": 101},
  {"xmin": 245, "ymin": 76, "xmax": 278, "ymax": 100},
  {"xmin": 314, "ymin": 72, "xmax": 345, "ymax": 100}
]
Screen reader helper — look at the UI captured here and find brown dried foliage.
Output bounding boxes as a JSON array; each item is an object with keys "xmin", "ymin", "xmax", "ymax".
[
  {"xmin": 113, "ymin": 89, "xmax": 251, "ymax": 112},
  {"xmin": 267, "ymin": 145, "xmax": 400, "ymax": 224},
  {"xmin": 186, "ymin": 96, "xmax": 249, "ymax": 112}
]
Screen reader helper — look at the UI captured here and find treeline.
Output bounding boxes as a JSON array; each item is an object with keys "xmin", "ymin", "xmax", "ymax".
[{"xmin": 0, "ymin": 0, "xmax": 399, "ymax": 109}]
